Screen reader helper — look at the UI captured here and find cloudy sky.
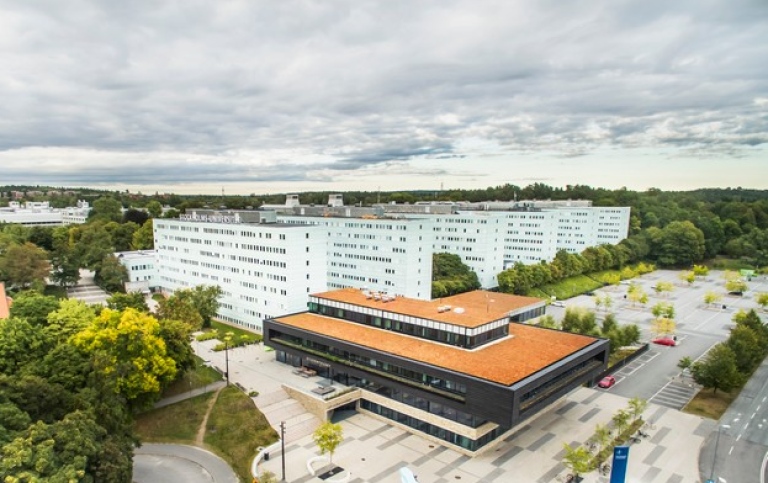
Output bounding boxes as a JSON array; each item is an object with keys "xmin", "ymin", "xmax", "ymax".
[{"xmin": 1, "ymin": 0, "xmax": 766, "ymax": 195}]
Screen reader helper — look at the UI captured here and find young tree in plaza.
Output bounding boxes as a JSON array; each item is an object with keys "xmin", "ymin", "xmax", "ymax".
[
  {"xmin": 678, "ymin": 271, "xmax": 695, "ymax": 286},
  {"xmin": 313, "ymin": 421, "xmax": 344, "ymax": 465},
  {"xmin": 653, "ymin": 281, "xmax": 674, "ymax": 297},
  {"xmin": 704, "ymin": 291, "xmax": 722, "ymax": 307},
  {"xmin": 562, "ymin": 443, "xmax": 592, "ymax": 479},
  {"xmin": 726, "ymin": 278, "xmax": 748, "ymax": 294}
]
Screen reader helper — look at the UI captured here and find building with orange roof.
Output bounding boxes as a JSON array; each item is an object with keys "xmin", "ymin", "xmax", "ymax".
[
  {"xmin": 264, "ymin": 288, "xmax": 609, "ymax": 454},
  {"xmin": 0, "ymin": 282, "xmax": 12, "ymax": 319}
]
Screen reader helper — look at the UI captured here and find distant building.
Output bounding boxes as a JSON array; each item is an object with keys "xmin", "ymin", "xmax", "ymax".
[
  {"xmin": 0, "ymin": 200, "xmax": 91, "ymax": 226},
  {"xmin": 265, "ymin": 288, "xmax": 607, "ymax": 454}
]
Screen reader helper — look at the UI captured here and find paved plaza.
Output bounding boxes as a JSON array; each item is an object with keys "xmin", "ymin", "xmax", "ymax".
[{"xmin": 197, "ymin": 339, "xmax": 712, "ymax": 483}]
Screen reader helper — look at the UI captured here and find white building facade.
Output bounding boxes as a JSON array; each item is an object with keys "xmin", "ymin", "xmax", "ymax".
[
  {"xmin": 116, "ymin": 250, "xmax": 158, "ymax": 293},
  {"xmin": 276, "ymin": 215, "xmax": 434, "ymax": 300},
  {"xmin": 153, "ymin": 210, "xmax": 327, "ymax": 332}
]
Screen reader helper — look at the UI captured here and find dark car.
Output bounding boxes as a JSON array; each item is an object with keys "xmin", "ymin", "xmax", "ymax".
[{"xmin": 598, "ymin": 376, "xmax": 616, "ymax": 388}]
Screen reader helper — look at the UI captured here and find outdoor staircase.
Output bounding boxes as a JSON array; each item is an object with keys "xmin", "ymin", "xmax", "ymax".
[{"xmin": 256, "ymin": 388, "xmax": 321, "ymax": 443}]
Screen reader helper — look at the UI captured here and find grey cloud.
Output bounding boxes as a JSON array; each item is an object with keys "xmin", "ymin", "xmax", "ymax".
[{"xmin": 0, "ymin": 0, "xmax": 766, "ymax": 187}]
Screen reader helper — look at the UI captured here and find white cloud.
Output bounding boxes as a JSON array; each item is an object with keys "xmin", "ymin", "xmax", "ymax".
[{"xmin": 0, "ymin": 0, "xmax": 766, "ymax": 192}]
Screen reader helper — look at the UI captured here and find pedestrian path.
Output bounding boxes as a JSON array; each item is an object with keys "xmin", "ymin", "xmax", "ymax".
[{"xmin": 153, "ymin": 381, "xmax": 227, "ymax": 409}]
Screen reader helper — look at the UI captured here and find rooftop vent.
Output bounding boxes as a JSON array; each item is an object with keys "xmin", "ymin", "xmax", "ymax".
[{"xmin": 453, "ymin": 307, "xmax": 465, "ymax": 314}]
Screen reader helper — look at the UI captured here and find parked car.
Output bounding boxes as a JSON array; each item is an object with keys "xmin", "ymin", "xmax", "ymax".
[
  {"xmin": 598, "ymin": 376, "xmax": 616, "ymax": 388},
  {"xmin": 652, "ymin": 337, "xmax": 678, "ymax": 347}
]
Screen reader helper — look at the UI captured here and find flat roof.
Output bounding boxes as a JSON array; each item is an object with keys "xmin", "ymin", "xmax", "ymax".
[
  {"xmin": 0, "ymin": 282, "xmax": 10, "ymax": 320},
  {"xmin": 312, "ymin": 288, "xmax": 544, "ymax": 329},
  {"xmin": 272, "ymin": 313, "xmax": 597, "ymax": 386}
]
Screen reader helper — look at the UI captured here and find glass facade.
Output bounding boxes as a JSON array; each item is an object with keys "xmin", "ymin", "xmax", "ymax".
[
  {"xmin": 272, "ymin": 333, "xmax": 467, "ymax": 398},
  {"xmin": 360, "ymin": 400, "xmax": 503, "ymax": 451}
]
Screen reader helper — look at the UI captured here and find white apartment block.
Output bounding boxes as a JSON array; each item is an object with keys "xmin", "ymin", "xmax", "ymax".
[
  {"xmin": 402, "ymin": 211, "xmax": 505, "ymax": 288},
  {"xmin": 0, "ymin": 200, "xmax": 91, "ymax": 226},
  {"xmin": 553, "ymin": 207, "xmax": 631, "ymax": 254},
  {"xmin": 153, "ymin": 210, "xmax": 327, "ymax": 332},
  {"xmin": 276, "ymin": 215, "xmax": 434, "ymax": 300}
]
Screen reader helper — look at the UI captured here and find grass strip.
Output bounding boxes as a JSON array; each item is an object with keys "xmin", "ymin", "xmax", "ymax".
[
  {"xmin": 134, "ymin": 392, "xmax": 215, "ymax": 443},
  {"xmin": 205, "ymin": 386, "xmax": 279, "ymax": 483}
]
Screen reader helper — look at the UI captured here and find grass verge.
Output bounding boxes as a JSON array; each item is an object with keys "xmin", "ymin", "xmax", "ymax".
[
  {"xmin": 528, "ymin": 275, "xmax": 603, "ymax": 300},
  {"xmin": 161, "ymin": 356, "xmax": 223, "ymax": 398},
  {"xmin": 134, "ymin": 392, "xmax": 215, "ymax": 443},
  {"xmin": 205, "ymin": 386, "xmax": 279, "ymax": 483},
  {"xmin": 684, "ymin": 387, "xmax": 741, "ymax": 420},
  {"xmin": 210, "ymin": 320, "xmax": 261, "ymax": 339}
]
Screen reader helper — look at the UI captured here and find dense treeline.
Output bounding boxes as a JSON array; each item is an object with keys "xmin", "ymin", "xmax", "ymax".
[{"xmin": 0, "ymin": 286, "xmax": 218, "ymax": 480}]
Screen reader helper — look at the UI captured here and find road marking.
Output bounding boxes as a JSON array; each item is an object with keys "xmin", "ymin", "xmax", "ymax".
[
  {"xmin": 730, "ymin": 446, "xmax": 734, "ymax": 455},
  {"xmin": 753, "ymin": 413, "xmax": 757, "ymax": 420},
  {"xmin": 737, "ymin": 434, "xmax": 742, "ymax": 441}
]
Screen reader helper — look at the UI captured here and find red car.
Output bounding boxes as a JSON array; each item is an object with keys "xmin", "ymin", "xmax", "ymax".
[
  {"xmin": 652, "ymin": 337, "xmax": 678, "ymax": 347},
  {"xmin": 598, "ymin": 376, "xmax": 616, "ymax": 388}
]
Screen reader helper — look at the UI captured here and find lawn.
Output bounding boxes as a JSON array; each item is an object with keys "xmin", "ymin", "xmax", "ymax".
[
  {"xmin": 210, "ymin": 320, "xmax": 261, "ymax": 340},
  {"xmin": 528, "ymin": 275, "xmax": 603, "ymax": 300},
  {"xmin": 161, "ymin": 356, "xmax": 223, "ymax": 398},
  {"xmin": 205, "ymin": 386, "xmax": 279, "ymax": 483},
  {"xmin": 684, "ymin": 387, "xmax": 741, "ymax": 420},
  {"xmin": 134, "ymin": 392, "xmax": 215, "ymax": 443}
]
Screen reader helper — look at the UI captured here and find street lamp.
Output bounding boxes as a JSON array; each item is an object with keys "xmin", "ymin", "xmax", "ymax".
[
  {"xmin": 280, "ymin": 421, "xmax": 286, "ymax": 481},
  {"xmin": 224, "ymin": 333, "xmax": 233, "ymax": 386},
  {"xmin": 708, "ymin": 424, "xmax": 731, "ymax": 482}
]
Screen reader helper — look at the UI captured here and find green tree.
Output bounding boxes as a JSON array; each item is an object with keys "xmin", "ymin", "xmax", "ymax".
[
  {"xmin": 691, "ymin": 343, "xmax": 742, "ymax": 394},
  {"xmin": 189, "ymin": 285, "xmax": 223, "ymax": 328},
  {"xmin": 537, "ymin": 314, "xmax": 560, "ymax": 329},
  {"xmin": 727, "ymin": 325, "xmax": 764, "ymax": 373},
  {"xmin": 146, "ymin": 201, "xmax": 163, "ymax": 218},
  {"xmin": 0, "ymin": 318, "xmax": 52, "ymax": 375},
  {"xmin": 45, "ymin": 299, "xmax": 96, "ymax": 342},
  {"xmin": 561, "ymin": 308, "xmax": 599, "ymax": 336},
  {"xmin": 678, "ymin": 356, "xmax": 693, "ymax": 372},
  {"xmin": 692, "ymin": 265, "xmax": 709, "ymax": 277},
  {"xmin": 88, "ymin": 197, "xmax": 123, "ymax": 223},
  {"xmin": 650, "ymin": 220, "xmax": 706, "ymax": 266},
  {"xmin": 726, "ymin": 278, "xmax": 748, "ymax": 294},
  {"xmin": 653, "ymin": 281, "xmax": 674, "ymax": 297},
  {"xmin": 651, "ymin": 302, "xmax": 675, "ymax": 319},
  {"xmin": 756, "ymin": 292, "xmax": 768, "ymax": 311},
  {"xmin": 612, "ymin": 409, "xmax": 631, "ymax": 436},
  {"xmin": 157, "ymin": 292, "xmax": 203, "ymax": 330},
  {"xmin": 8, "ymin": 291, "xmax": 60, "ymax": 326},
  {"xmin": 431, "ymin": 253, "xmax": 481, "ymax": 297},
  {"xmin": 0, "ymin": 410, "xmax": 105, "ymax": 482},
  {"xmin": 94, "ymin": 255, "xmax": 128, "ymax": 293},
  {"xmin": 72, "ymin": 308, "xmax": 177, "ymax": 407},
  {"xmin": 107, "ymin": 292, "xmax": 149, "ymax": 312},
  {"xmin": 562, "ymin": 443, "xmax": 592, "ymax": 479},
  {"xmin": 0, "ymin": 242, "xmax": 50, "ymax": 289},
  {"xmin": 704, "ymin": 291, "xmax": 722, "ymax": 307},
  {"xmin": 627, "ymin": 397, "xmax": 647, "ymax": 421},
  {"xmin": 132, "ymin": 219, "xmax": 155, "ymax": 250},
  {"xmin": 313, "ymin": 421, "xmax": 343, "ymax": 465},
  {"xmin": 590, "ymin": 423, "xmax": 612, "ymax": 455},
  {"xmin": 679, "ymin": 271, "xmax": 695, "ymax": 286}
]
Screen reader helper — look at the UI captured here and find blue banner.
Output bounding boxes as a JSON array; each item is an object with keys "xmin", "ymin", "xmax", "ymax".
[{"xmin": 610, "ymin": 446, "xmax": 630, "ymax": 483}]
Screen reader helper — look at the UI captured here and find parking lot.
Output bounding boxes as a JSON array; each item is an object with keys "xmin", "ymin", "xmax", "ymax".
[{"xmin": 550, "ymin": 269, "xmax": 768, "ymax": 408}]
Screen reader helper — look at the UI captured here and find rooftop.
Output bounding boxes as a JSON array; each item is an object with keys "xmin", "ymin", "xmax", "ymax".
[
  {"xmin": 312, "ymin": 288, "xmax": 544, "ymax": 329},
  {"xmin": 272, "ymin": 312, "xmax": 597, "ymax": 385},
  {"xmin": 0, "ymin": 282, "xmax": 11, "ymax": 320}
]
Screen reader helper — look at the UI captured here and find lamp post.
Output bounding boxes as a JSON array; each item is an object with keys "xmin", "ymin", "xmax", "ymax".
[
  {"xmin": 709, "ymin": 424, "xmax": 731, "ymax": 482},
  {"xmin": 280, "ymin": 421, "xmax": 286, "ymax": 481},
  {"xmin": 224, "ymin": 333, "xmax": 232, "ymax": 386}
]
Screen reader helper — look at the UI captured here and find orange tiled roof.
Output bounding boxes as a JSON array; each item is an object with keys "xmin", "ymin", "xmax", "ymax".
[
  {"xmin": 273, "ymin": 312, "xmax": 597, "ymax": 386},
  {"xmin": 313, "ymin": 288, "xmax": 544, "ymax": 329},
  {"xmin": 0, "ymin": 282, "xmax": 10, "ymax": 320}
]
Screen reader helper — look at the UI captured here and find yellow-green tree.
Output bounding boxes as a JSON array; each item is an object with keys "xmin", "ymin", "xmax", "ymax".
[
  {"xmin": 726, "ymin": 278, "xmax": 748, "ymax": 294},
  {"xmin": 313, "ymin": 421, "xmax": 344, "ymax": 465},
  {"xmin": 757, "ymin": 293, "xmax": 768, "ymax": 311},
  {"xmin": 653, "ymin": 281, "xmax": 674, "ymax": 297},
  {"xmin": 678, "ymin": 271, "xmax": 695, "ymax": 286},
  {"xmin": 704, "ymin": 291, "xmax": 722, "ymax": 307},
  {"xmin": 72, "ymin": 308, "xmax": 177, "ymax": 405},
  {"xmin": 562, "ymin": 443, "xmax": 592, "ymax": 479},
  {"xmin": 651, "ymin": 317, "xmax": 676, "ymax": 338},
  {"xmin": 692, "ymin": 265, "xmax": 709, "ymax": 277}
]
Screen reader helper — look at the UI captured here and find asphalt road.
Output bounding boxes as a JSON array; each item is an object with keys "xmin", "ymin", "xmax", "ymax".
[
  {"xmin": 700, "ymin": 357, "xmax": 768, "ymax": 483},
  {"xmin": 133, "ymin": 444, "xmax": 239, "ymax": 483}
]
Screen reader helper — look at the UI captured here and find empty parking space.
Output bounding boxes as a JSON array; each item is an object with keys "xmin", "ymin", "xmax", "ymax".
[{"xmin": 649, "ymin": 378, "xmax": 699, "ymax": 410}]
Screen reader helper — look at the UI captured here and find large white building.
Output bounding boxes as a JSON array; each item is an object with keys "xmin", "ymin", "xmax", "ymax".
[
  {"xmin": 0, "ymin": 200, "xmax": 91, "ymax": 226},
  {"xmin": 153, "ymin": 210, "xmax": 327, "ymax": 331},
  {"xmin": 276, "ymin": 215, "xmax": 434, "ymax": 300}
]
